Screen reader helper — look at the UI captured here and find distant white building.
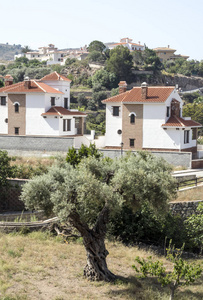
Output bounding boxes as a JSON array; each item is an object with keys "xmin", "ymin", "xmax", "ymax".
[
  {"xmin": 105, "ymin": 38, "xmax": 145, "ymax": 52},
  {"xmin": 0, "ymin": 72, "xmax": 87, "ymax": 136},
  {"xmin": 102, "ymin": 82, "xmax": 201, "ymax": 155},
  {"xmin": 14, "ymin": 44, "xmax": 89, "ymax": 65}
]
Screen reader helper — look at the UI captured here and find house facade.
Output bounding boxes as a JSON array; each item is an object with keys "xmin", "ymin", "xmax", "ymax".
[
  {"xmin": 102, "ymin": 82, "xmax": 201, "ymax": 154},
  {"xmin": 105, "ymin": 38, "xmax": 145, "ymax": 52},
  {"xmin": 153, "ymin": 46, "xmax": 189, "ymax": 62},
  {"xmin": 0, "ymin": 72, "xmax": 86, "ymax": 137}
]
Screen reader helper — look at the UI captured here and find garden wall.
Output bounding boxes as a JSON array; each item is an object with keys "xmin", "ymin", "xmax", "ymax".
[
  {"xmin": 169, "ymin": 200, "xmax": 202, "ymax": 218},
  {"xmin": 0, "ymin": 135, "xmax": 74, "ymax": 152}
]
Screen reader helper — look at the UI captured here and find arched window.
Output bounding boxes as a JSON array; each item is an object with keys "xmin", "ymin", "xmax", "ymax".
[
  {"xmin": 129, "ymin": 112, "xmax": 136, "ymax": 124},
  {"xmin": 13, "ymin": 102, "xmax": 20, "ymax": 113}
]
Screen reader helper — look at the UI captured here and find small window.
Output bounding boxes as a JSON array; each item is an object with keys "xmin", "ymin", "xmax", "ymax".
[
  {"xmin": 63, "ymin": 119, "xmax": 71, "ymax": 131},
  {"xmin": 130, "ymin": 114, "xmax": 135, "ymax": 124},
  {"xmin": 1, "ymin": 96, "xmax": 6, "ymax": 106},
  {"xmin": 129, "ymin": 139, "xmax": 135, "ymax": 147},
  {"xmin": 14, "ymin": 127, "xmax": 19, "ymax": 135},
  {"xmin": 112, "ymin": 106, "xmax": 119, "ymax": 116},
  {"xmin": 166, "ymin": 106, "xmax": 170, "ymax": 117},
  {"xmin": 64, "ymin": 98, "xmax": 68, "ymax": 109},
  {"xmin": 51, "ymin": 97, "xmax": 55, "ymax": 106},
  {"xmin": 184, "ymin": 130, "xmax": 189, "ymax": 144},
  {"xmin": 15, "ymin": 103, "xmax": 19, "ymax": 112},
  {"xmin": 192, "ymin": 128, "xmax": 197, "ymax": 140}
]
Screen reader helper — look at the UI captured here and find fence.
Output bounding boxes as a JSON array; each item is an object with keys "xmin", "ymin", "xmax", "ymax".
[{"xmin": 176, "ymin": 176, "xmax": 203, "ymax": 190}]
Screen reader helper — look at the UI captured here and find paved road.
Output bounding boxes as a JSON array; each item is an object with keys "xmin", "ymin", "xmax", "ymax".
[{"xmin": 173, "ymin": 169, "xmax": 203, "ymax": 178}]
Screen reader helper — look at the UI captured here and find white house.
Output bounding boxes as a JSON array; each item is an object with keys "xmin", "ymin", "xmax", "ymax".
[
  {"xmin": 0, "ymin": 72, "xmax": 86, "ymax": 136},
  {"xmin": 106, "ymin": 38, "xmax": 145, "ymax": 52},
  {"xmin": 102, "ymin": 82, "xmax": 202, "ymax": 155}
]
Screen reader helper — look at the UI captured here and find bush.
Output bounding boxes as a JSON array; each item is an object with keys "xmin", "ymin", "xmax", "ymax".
[{"xmin": 108, "ymin": 203, "xmax": 194, "ymax": 251}]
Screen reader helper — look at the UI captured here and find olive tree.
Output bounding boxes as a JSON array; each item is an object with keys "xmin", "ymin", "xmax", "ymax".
[{"xmin": 20, "ymin": 152, "xmax": 177, "ymax": 281}]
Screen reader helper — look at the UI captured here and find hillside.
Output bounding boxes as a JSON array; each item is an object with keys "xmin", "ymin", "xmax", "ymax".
[{"xmin": 0, "ymin": 43, "xmax": 22, "ymax": 60}]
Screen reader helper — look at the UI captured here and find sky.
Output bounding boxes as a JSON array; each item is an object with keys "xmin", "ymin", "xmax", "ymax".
[{"xmin": 1, "ymin": 0, "xmax": 202, "ymax": 61}]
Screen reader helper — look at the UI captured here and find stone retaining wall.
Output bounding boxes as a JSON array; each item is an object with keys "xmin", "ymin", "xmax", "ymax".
[{"xmin": 170, "ymin": 200, "xmax": 202, "ymax": 218}]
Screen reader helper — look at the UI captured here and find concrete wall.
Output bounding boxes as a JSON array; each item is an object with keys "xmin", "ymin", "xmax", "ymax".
[
  {"xmin": 99, "ymin": 149, "xmax": 192, "ymax": 168},
  {"xmin": 0, "ymin": 135, "xmax": 74, "ymax": 152}
]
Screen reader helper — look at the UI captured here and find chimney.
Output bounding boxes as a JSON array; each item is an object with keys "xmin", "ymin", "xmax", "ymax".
[
  {"xmin": 4, "ymin": 75, "xmax": 13, "ymax": 86},
  {"xmin": 24, "ymin": 76, "xmax": 31, "ymax": 89},
  {"xmin": 141, "ymin": 82, "xmax": 148, "ymax": 100},
  {"xmin": 118, "ymin": 81, "xmax": 127, "ymax": 94}
]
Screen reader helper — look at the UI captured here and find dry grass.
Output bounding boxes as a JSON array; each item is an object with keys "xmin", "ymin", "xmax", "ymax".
[
  {"xmin": 10, "ymin": 156, "xmax": 57, "ymax": 169},
  {"xmin": 173, "ymin": 186, "xmax": 203, "ymax": 202},
  {"xmin": 0, "ymin": 232, "xmax": 202, "ymax": 300}
]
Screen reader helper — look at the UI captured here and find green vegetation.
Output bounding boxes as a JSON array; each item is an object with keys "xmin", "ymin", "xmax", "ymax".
[
  {"xmin": 185, "ymin": 203, "xmax": 203, "ymax": 255},
  {"xmin": 66, "ymin": 143, "xmax": 102, "ymax": 167},
  {"xmin": 133, "ymin": 241, "xmax": 202, "ymax": 300},
  {"xmin": 20, "ymin": 151, "xmax": 176, "ymax": 281},
  {"xmin": 106, "ymin": 45, "xmax": 133, "ymax": 81},
  {"xmin": 0, "ymin": 150, "xmax": 14, "ymax": 188},
  {"xmin": 164, "ymin": 58, "xmax": 203, "ymax": 77}
]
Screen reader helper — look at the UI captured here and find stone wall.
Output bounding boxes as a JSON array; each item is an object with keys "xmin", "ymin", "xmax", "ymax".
[{"xmin": 170, "ymin": 200, "xmax": 202, "ymax": 218}]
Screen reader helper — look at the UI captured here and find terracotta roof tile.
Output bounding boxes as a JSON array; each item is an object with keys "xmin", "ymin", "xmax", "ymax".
[
  {"xmin": 40, "ymin": 71, "xmax": 71, "ymax": 82},
  {"xmin": 102, "ymin": 87, "xmax": 175, "ymax": 103},
  {"xmin": 41, "ymin": 106, "xmax": 86, "ymax": 116},
  {"xmin": 162, "ymin": 116, "xmax": 202, "ymax": 127},
  {"xmin": 0, "ymin": 80, "xmax": 63, "ymax": 94}
]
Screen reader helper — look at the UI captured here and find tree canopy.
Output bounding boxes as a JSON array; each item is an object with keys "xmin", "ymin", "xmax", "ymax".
[
  {"xmin": 21, "ymin": 151, "xmax": 177, "ymax": 281},
  {"xmin": 88, "ymin": 40, "xmax": 106, "ymax": 53},
  {"xmin": 106, "ymin": 45, "xmax": 133, "ymax": 81}
]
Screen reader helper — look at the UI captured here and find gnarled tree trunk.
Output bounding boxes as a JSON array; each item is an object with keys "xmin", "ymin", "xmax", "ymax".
[{"xmin": 69, "ymin": 206, "xmax": 116, "ymax": 281}]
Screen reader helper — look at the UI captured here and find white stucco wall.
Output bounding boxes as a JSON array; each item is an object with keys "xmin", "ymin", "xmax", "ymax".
[
  {"xmin": 105, "ymin": 103, "xmax": 122, "ymax": 147},
  {"xmin": 143, "ymin": 100, "xmax": 196, "ymax": 150},
  {"xmin": 42, "ymin": 80, "xmax": 70, "ymax": 108},
  {"xmin": 0, "ymin": 95, "xmax": 8, "ymax": 134},
  {"xmin": 143, "ymin": 103, "xmax": 178, "ymax": 149},
  {"xmin": 26, "ymin": 94, "xmax": 59, "ymax": 136}
]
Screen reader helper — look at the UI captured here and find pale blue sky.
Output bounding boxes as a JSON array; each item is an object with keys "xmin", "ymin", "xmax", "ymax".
[{"xmin": 1, "ymin": 0, "xmax": 202, "ymax": 60}]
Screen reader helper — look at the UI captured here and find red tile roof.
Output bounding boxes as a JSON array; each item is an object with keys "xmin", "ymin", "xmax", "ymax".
[
  {"xmin": 0, "ymin": 80, "xmax": 63, "ymax": 94},
  {"xmin": 40, "ymin": 71, "xmax": 71, "ymax": 82},
  {"xmin": 162, "ymin": 116, "xmax": 202, "ymax": 128},
  {"xmin": 41, "ymin": 106, "xmax": 86, "ymax": 116},
  {"xmin": 102, "ymin": 86, "xmax": 175, "ymax": 103}
]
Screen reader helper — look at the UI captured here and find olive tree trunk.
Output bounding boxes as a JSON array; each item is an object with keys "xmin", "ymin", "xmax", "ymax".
[{"xmin": 69, "ymin": 206, "xmax": 116, "ymax": 281}]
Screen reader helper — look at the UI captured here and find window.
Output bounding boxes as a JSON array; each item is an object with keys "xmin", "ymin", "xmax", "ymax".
[
  {"xmin": 15, "ymin": 103, "xmax": 19, "ymax": 112},
  {"xmin": 192, "ymin": 128, "xmax": 197, "ymax": 140},
  {"xmin": 64, "ymin": 98, "xmax": 68, "ymax": 109},
  {"xmin": 14, "ymin": 127, "xmax": 19, "ymax": 135},
  {"xmin": 130, "ymin": 114, "xmax": 135, "ymax": 124},
  {"xmin": 112, "ymin": 106, "xmax": 119, "ymax": 116},
  {"xmin": 166, "ymin": 106, "xmax": 170, "ymax": 117},
  {"xmin": 129, "ymin": 139, "xmax": 135, "ymax": 147},
  {"xmin": 51, "ymin": 97, "xmax": 55, "ymax": 106},
  {"xmin": 63, "ymin": 119, "xmax": 71, "ymax": 131},
  {"xmin": 1, "ymin": 97, "xmax": 6, "ymax": 106},
  {"xmin": 184, "ymin": 130, "xmax": 189, "ymax": 144}
]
